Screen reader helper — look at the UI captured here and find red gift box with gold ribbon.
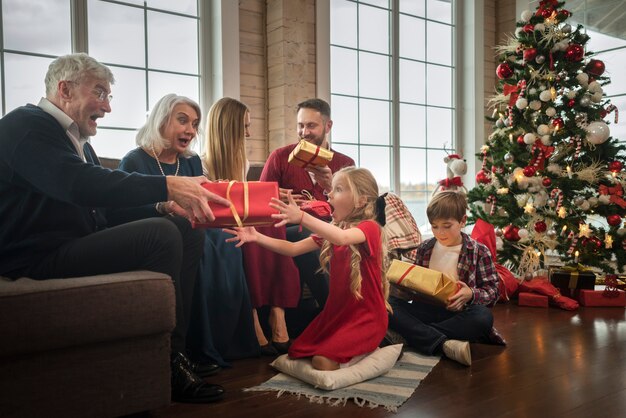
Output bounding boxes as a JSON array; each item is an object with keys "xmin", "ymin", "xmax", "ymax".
[{"xmin": 193, "ymin": 181, "xmax": 279, "ymax": 228}]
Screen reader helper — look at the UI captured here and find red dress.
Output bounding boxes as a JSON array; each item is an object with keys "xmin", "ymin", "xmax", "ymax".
[{"xmin": 288, "ymin": 220, "xmax": 388, "ymax": 364}]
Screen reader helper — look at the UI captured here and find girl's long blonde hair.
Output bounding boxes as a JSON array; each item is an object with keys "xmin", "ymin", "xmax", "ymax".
[
  {"xmin": 201, "ymin": 97, "xmax": 249, "ymax": 181},
  {"xmin": 318, "ymin": 167, "xmax": 392, "ymax": 312}
]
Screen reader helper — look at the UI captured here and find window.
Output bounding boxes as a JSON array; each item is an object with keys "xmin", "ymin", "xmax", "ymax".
[
  {"xmin": 0, "ymin": 0, "xmax": 201, "ymax": 159},
  {"xmin": 330, "ymin": 0, "xmax": 456, "ymax": 228}
]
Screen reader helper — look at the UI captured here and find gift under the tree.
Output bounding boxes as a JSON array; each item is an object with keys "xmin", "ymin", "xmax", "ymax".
[
  {"xmin": 549, "ymin": 267, "xmax": 596, "ymax": 300},
  {"xmin": 579, "ymin": 290, "xmax": 626, "ymax": 307},
  {"xmin": 518, "ymin": 292, "xmax": 549, "ymax": 308},
  {"xmin": 288, "ymin": 140, "xmax": 334, "ymax": 168},
  {"xmin": 387, "ymin": 259, "xmax": 459, "ymax": 305},
  {"xmin": 193, "ymin": 181, "xmax": 279, "ymax": 228}
]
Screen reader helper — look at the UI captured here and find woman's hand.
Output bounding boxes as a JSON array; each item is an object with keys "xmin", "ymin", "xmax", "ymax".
[
  {"xmin": 223, "ymin": 226, "xmax": 259, "ymax": 247},
  {"xmin": 269, "ymin": 191, "xmax": 303, "ymax": 227},
  {"xmin": 446, "ymin": 281, "xmax": 473, "ymax": 312}
]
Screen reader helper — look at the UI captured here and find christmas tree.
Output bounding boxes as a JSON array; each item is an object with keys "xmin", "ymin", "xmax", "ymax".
[{"xmin": 467, "ymin": 0, "xmax": 626, "ymax": 277}]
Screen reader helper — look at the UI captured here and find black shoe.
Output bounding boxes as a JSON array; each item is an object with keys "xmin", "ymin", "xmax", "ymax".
[
  {"xmin": 176, "ymin": 352, "xmax": 221, "ymax": 377},
  {"xmin": 272, "ymin": 340, "xmax": 291, "ymax": 354},
  {"xmin": 171, "ymin": 352, "xmax": 224, "ymax": 403},
  {"xmin": 260, "ymin": 343, "xmax": 279, "ymax": 356}
]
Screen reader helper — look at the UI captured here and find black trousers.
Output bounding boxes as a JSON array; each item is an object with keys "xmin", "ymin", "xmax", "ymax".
[{"xmin": 17, "ymin": 217, "xmax": 204, "ymax": 354}]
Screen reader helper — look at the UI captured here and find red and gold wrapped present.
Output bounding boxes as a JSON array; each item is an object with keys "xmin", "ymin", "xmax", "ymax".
[
  {"xmin": 517, "ymin": 292, "xmax": 549, "ymax": 308},
  {"xmin": 288, "ymin": 140, "xmax": 334, "ymax": 168},
  {"xmin": 387, "ymin": 259, "xmax": 459, "ymax": 306},
  {"xmin": 549, "ymin": 266, "xmax": 595, "ymax": 300},
  {"xmin": 579, "ymin": 290, "xmax": 626, "ymax": 307},
  {"xmin": 193, "ymin": 181, "xmax": 279, "ymax": 228}
]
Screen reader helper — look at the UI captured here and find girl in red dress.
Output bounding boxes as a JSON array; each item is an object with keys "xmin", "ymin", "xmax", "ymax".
[{"xmin": 225, "ymin": 167, "xmax": 391, "ymax": 370}]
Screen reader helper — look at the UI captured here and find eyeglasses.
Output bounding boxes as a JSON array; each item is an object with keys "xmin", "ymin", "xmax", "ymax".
[{"xmin": 66, "ymin": 80, "xmax": 113, "ymax": 103}]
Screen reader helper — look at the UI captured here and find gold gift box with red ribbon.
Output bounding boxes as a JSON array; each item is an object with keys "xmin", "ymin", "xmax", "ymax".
[
  {"xmin": 288, "ymin": 140, "xmax": 334, "ymax": 168},
  {"xmin": 193, "ymin": 181, "xmax": 279, "ymax": 228},
  {"xmin": 387, "ymin": 259, "xmax": 459, "ymax": 305}
]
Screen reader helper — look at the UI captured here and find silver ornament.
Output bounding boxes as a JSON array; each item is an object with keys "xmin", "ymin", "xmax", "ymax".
[
  {"xmin": 580, "ymin": 96, "xmax": 591, "ymax": 107},
  {"xmin": 496, "ymin": 119, "xmax": 505, "ymax": 128},
  {"xmin": 524, "ymin": 272, "xmax": 534, "ymax": 281},
  {"xmin": 575, "ymin": 113, "xmax": 586, "ymax": 124},
  {"xmin": 536, "ymin": 55, "xmax": 545, "ymax": 64},
  {"xmin": 546, "ymin": 229, "xmax": 557, "ymax": 239},
  {"xmin": 562, "ymin": 24, "xmax": 572, "ymax": 33},
  {"xmin": 504, "ymin": 152, "xmax": 514, "ymax": 164},
  {"xmin": 547, "ymin": 198, "xmax": 556, "ymax": 208},
  {"xmin": 573, "ymin": 196, "xmax": 585, "ymax": 206},
  {"xmin": 495, "ymin": 227, "xmax": 503, "ymax": 237},
  {"xmin": 558, "ymin": 70, "xmax": 567, "ymax": 79}
]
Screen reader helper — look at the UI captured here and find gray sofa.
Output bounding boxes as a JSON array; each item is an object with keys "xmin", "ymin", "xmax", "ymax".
[{"xmin": 0, "ymin": 271, "xmax": 175, "ymax": 418}]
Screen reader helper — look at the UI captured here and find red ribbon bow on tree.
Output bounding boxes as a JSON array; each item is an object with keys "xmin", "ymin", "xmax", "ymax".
[
  {"xmin": 529, "ymin": 142, "xmax": 555, "ymax": 170},
  {"xmin": 503, "ymin": 81, "xmax": 526, "ymax": 106},
  {"xmin": 439, "ymin": 176, "xmax": 463, "ymax": 189},
  {"xmin": 599, "ymin": 183, "xmax": 626, "ymax": 209}
]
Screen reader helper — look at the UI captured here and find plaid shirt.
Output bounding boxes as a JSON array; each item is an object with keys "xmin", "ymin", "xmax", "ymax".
[{"xmin": 413, "ymin": 232, "xmax": 499, "ymax": 307}]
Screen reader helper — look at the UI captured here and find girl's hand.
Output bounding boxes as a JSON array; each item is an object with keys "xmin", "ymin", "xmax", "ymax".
[
  {"xmin": 269, "ymin": 191, "xmax": 303, "ymax": 227},
  {"xmin": 223, "ymin": 226, "xmax": 258, "ymax": 247},
  {"xmin": 446, "ymin": 281, "xmax": 473, "ymax": 312}
]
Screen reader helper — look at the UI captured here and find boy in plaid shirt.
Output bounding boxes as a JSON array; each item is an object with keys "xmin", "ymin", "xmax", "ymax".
[{"xmin": 387, "ymin": 191, "xmax": 502, "ymax": 366}]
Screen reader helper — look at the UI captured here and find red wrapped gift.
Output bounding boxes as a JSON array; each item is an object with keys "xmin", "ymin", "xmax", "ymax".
[
  {"xmin": 193, "ymin": 181, "xmax": 279, "ymax": 228},
  {"xmin": 579, "ymin": 290, "xmax": 626, "ymax": 307},
  {"xmin": 518, "ymin": 292, "xmax": 549, "ymax": 308}
]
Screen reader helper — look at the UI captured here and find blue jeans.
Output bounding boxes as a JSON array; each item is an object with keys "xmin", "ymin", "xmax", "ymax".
[{"xmin": 388, "ymin": 296, "xmax": 493, "ymax": 355}]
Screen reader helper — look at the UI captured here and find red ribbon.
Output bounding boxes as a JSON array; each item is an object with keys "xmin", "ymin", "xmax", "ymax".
[
  {"xmin": 503, "ymin": 80, "xmax": 526, "ymax": 106},
  {"xmin": 293, "ymin": 145, "xmax": 321, "ymax": 169},
  {"xmin": 599, "ymin": 183, "xmax": 626, "ymax": 209},
  {"xmin": 438, "ymin": 176, "xmax": 463, "ymax": 189}
]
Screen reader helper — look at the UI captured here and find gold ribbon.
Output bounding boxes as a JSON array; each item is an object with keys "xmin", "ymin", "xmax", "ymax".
[
  {"xmin": 226, "ymin": 180, "xmax": 249, "ymax": 227},
  {"xmin": 561, "ymin": 265, "xmax": 593, "ymax": 289}
]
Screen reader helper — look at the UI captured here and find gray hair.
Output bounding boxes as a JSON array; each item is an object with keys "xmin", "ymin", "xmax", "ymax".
[
  {"xmin": 45, "ymin": 53, "xmax": 115, "ymax": 97},
  {"xmin": 135, "ymin": 93, "xmax": 202, "ymax": 157}
]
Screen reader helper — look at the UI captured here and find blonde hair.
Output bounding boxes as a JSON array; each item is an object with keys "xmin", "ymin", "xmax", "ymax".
[
  {"xmin": 427, "ymin": 190, "xmax": 468, "ymax": 223},
  {"xmin": 201, "ymin": 97, "xmax": 249, "ymax": 181},
  {"xmin": 318, "ymin": 167, "xmax": 392, "ymax": 312}
]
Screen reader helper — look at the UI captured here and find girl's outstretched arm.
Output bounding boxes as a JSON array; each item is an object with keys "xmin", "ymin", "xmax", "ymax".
[
  {"xmin": 270, "ymin": 195, "xmax": 366, "ymax": 247},
  {"xmin": 223, "ymin": 226, "xmax": 318, "ymax": 257}
]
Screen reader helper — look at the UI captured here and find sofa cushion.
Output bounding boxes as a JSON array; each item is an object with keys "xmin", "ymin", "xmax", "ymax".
[{"xmin": 0, "ymin": 271, "xmax": 175, "ymax": 357}]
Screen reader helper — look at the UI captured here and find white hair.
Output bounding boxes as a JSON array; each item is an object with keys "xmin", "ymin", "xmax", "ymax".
[{"xmin": 44, "ymin": 53, "xmax": 114, "ymax": 97}]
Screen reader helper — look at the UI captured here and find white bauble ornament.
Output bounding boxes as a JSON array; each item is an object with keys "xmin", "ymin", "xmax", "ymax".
[
  {"xmin": 567, "ymin": 90, "xmax": 577, "ymax": 99},
  {"xmin": 574, "ymin": 196, "xmax": 585, "ymax": 206},
  {"xmin": 541, "ymin": 135, "xmax": 552, "ymax": 145},
  {"xmin": 529, "ymin": 100, "xmax": 542, "ymax": 110},
  {"xmin": 599, "ymin": 195, "xmax": 611, "ymax": 204},
  {"xmin": 562, "ymin": 23, "xmax": 572, "ymax": 33},
  {"xmin": 586, "ymin": 121, "xmax": 610, "ymax": 145},
  {"xmin": 546, "ymin": 229, "xmax": 557, "ymax": 239},
  {"xmin": 518, "ymin": 228, "xmax": 529, "ymax": 239},
  {"xmin": 528, "ymin": 88, "xmax": 537, "ymax": 95},
  {"xmin": 521, "ymin": 10, "xmax": 533, "ymax": 22},
  {"xmin": 580, "ymin": 96, "xmax": 591, "ymax": 107},
  {"xmin": 580, "ymin": 201, "xmax": 590, "ymax": 211},
  {"xmin": 588, "ymin": 81, "xmax": 602, "ymax": 93},
  {"xmin": 524, "ymin": 133, "xmax": 537, "ymax": 144},
  {"xmin": 537, "ymin": 124, "xmax": 550, "ymax": 135},
  {"xmin": 591, "ymin": 91, "xmax": 603, "ymax": 103},
  {"xmin": 546, "ymin": 107, "xmax": 557, "ymax": 117},
  {"xmin": 588, "ymin": 196, "xmax": 598, "ymax": 207},
  {"xmin": 496, "ymin": 237, "xmax": 504, "ymax": 250},
  {"xmin": 547, "ymin": 163, "xmax": 561, "ymax": 174},
  {"xmin": 496, "ymin": 118, "xmax": 505, "ymax": 128},
  {"xmin": 576, "ymin": 73, "xmax": 589, "ymax": 87},
  {"xmin": 516, "ymin": 98, "xmax": 528, "ymax": 109},
  {"xmin": 617, "ymin": 228, "xmax": 626, "ymax": 237},
  {"xmin": 536, "ymin": 55, "xmax": 545, "ymax": 64},
  {"xmin": 504, "ymin": 152, "xmax": 514, "ymax": 164},
  {"xmin": 534, "ymin": 23, "xmax": 545, "ymax": 33},
  {"xmin": 539, "ymin": 90, "xmax": 552, "ymax": 102}
]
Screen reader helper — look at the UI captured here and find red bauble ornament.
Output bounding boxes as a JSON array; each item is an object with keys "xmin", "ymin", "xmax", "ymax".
[
  {"xmin": 534, "ymin": 221, "xmax": 547, "ymax": 233},
  {"xmin": 608, "ymin": 161, "xmax": 623, "ymax": 173},
  {"xmin": 542, "ymin": 177, "xmax": 552, "ymax": 187},
  {"xmin": 585, "ymin": 59, "xmax": 605, "ymax": 77},
  {"xmin": 541, "ymin": 8, "xmax": 553, "ymax": 18},
  {"xmin": 517, "ymin": 135, "xmax": 526, "ymax": 145},
  {"xmin": 607, "ymin": 214, "xmax": 622, "ymax": 227},
  {"xmin": 552, "ymin": 117, "xmax": 564, "ymax": 130},
  {"xmin": 522, "ymin": 24, "xmax": 535, "ymax": 33},
  {"xmin": 558, "ymin": 9, "xmax": 571, "ymax": 19},
  {"xmin": 503, "ymin": 225, "xmax": 520, "ymax": 242},
  {"xmin": 588, "ymin": 236, "xmax": 602, "ymax": 250},
  {"xmin": 523, "ymin": 48, "xmax": 538, "ymax": 62},
  {"xmin": 476, "ymin": 170, "xmax": 491, "ymax": 184},
  {"xmin": 523, "ymin": 166, "xmax": 537, "ymax": 177},
  {"xmin": 565, "ymin": 44, "xmax": 585, "ymax": 62},
  {"xmin": 496, "ymin": 62, "xmax": 513, "ymax": 79},
  {"xmin": 600, "ymin": 109, "xmax": 608, "ymax": 118},
  {"xmin": 567, "ymin": 98, "xmax": 576, "ymax": 108},
  {"xmin": 491, "ymin": 165, "xmax": 504, "ymax": 174}
]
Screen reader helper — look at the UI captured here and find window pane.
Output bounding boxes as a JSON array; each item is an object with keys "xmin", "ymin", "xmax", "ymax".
[
  {"xmin": 359, "ymin": 52, "xmax": 389, "ymax": 99},
  {"xmin": 146, "ymin": 0, "xmax": 197, "ymax": 15},
  {"xmin": 359, "ymin": 99, "xmax": 389, "ymax": 145},
  {"xmin": 400, "ymin": 14, "xmax": 425, "ymax": 61},
  {"xmin": 147, "ymin": 11, "xmax": 198, "ymax": 74},
  {"xmin": 148, "ymin": 72, "xmax": 199, "ymax": 109},
  {"xmin": 595, "ymin": 50, "xmax": 626, "ymax": 97},
  {"xmin": 359, "ymin": 4, "xmax": 389, "ymax": 54},
  {"xmin": 330, "ymin": 0, "xmax": 357, "ymax": 48},
  {"xmin": 359, "ymin": 0, "xmax": 389, "ymax": 8},
  {"xmin": 585, "ymin": 29, "xmax": 626, "ymax": 52},
  {"xmin": 399, "ymin": 191, "xmax": 430, "ymax": 230},
  {"xmin": 400, "ymin": 59, "xmax": 425, "ymax": 103},
  {"xmin": 331, "ymin": 143, "xmax": 359, "ymax": 163},
  {"xmin": 331, "ymin": 47, "xmax": 358, "ymax": 96},
  {"xmin": 607, "ymin": 95, "xmax": 626, "ymax": 143},
  {"xmin": 3, "ymin": 0, "xmax": 70, "ymax": 56},
  {"xmin": 427, "ymin": 0, "xmax": 452, "ymax": 24},
  {"xmin": 0, "ymin": 65, "xmax": 3, "ymax": 115},
  {"xmin": 400, "ymin": 0, "xmax": 425, "ymax": 17},
  {"xmin": 400, "ymin": 103, "xmax": 426, "ymax": 147},
  {"xmin": 426, "ymin": 148, "xmax": 449, "ymax": 189},
  {"xmin": 426, "ymin": 107, "xmax": 452, "ymax": 148},
  {"xmin": 400, "ymin": 147, "xmax": 426, "ymax": 187},
  {"xmin": 426, "ymin": 64, "xmax": 452, "ymax": 107},
  {"xmin": 89, "ymin": 129, "xmax": 137, "ymax": 161},
  {"xmin": 331, "ymin": 95, "xmax": 359, "ymax": 144},
  {"xmin": 105, "ymin": 67, "xmax": 147, "ymax": 129},
  {"xmin": 89, "ymin": 0, "xmax": 145, "ymax": 67},
  {"xmin": 4, "ymin": 53, "xmax": 51, "ymax": 112},
  {"xmin": 360, "ymin": 145, "xmax": 391, "ymax": 193},
  {"xmin": 427, "ymin": 21, "xmax": 452, "ymax": 65}
]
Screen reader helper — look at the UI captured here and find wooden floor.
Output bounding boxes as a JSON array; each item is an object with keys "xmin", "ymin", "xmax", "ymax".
[{"xmin": 145, "ymin": 303, "xmax": 626, "ymax": 418}]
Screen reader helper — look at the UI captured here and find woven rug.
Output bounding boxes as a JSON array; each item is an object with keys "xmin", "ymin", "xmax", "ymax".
[{"xmin": 244, "ymin": 351, "xmax": 440, "ymax": 412}]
